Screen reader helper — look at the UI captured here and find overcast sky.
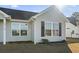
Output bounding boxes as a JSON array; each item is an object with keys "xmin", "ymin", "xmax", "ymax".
[{"xmin": 0, "ymin": 5, "xmax": 79, "ymax": 17}]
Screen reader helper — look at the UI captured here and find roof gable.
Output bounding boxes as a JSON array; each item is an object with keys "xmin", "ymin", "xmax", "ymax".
[
  {"xmin": 32, "ymin": 5, "xmax": 69, "ymax": 22},
  {"xmin": 0, "ymin": 7, "xmax": 38, "ymax": 20}
]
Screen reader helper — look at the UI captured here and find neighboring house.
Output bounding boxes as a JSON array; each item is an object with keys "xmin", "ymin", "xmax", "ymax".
[
  {"xmin": 0, "ymin": 6, "xmax": 68, "ymax": 45},
  {"xmin": 66, "ymin": 14, "xmax": 79, "ymax": 38},
  {"xmin": 66, "ymin": 22, "xmax": 79, "ymax": 38}
]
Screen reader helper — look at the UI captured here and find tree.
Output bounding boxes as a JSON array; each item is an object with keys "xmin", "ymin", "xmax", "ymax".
[{"xmin": 72, "ymin": 12, "xmax": 79, "ymax": 18}]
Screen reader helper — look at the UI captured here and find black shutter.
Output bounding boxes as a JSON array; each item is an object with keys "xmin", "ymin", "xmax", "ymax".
[
  {"xmin": 41, "ymin": 21, "xmax": 45, "ymax": 37},
  {"xmin": 59, "ymin": 23, "xmax": 62, "ymax": 36}
]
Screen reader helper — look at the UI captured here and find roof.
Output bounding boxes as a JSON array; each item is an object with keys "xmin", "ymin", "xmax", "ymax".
[
  {"xmin": 0, "ymin": 7, "xmax": 38, "ymax": 20},
  {"xmin": 33, "ymin": 5, "xmax": 69, "ymax": 22},
  {"xmin": 67, "ymin": 17, "xmax": 77, "ymax": 26}
]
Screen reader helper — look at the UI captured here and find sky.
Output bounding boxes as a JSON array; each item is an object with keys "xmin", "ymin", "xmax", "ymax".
[{"xmin": 0, "ymin": 5, "xmax": 79, "ymax": 17}]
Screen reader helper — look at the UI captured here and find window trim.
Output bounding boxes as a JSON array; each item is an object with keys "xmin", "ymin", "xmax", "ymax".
[
  {"xmin": 11, "ymin": 22, "xmax": 20, "ymax": 37},
  {"xmin": 44, "ymin": 21, "xmax": 52, "ymax": 37},
  {"xmin": 41, "ymin": 21, "xmax": 62, "ymax": 37},
  {"xmin": 11, "ymin": 22, "xmax": 28, "ymax": 37},
  {"xmin": 53, "ymin": 22, "xmax": 60, "ymax": 36}
]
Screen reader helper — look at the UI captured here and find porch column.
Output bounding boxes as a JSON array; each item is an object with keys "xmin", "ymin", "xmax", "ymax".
[{"xmin": 3, "ymin": 18, "xmax": 6, "ymax": 45}]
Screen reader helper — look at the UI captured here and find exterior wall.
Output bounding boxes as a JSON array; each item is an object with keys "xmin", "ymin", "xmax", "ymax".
[
  {"xmin": 66, "ymin": 23, "xmax": 79, "ymax": 38},
  {"xmin": 5, "ymin": 19, "xmax": 32, "ymax": 42},
  {"xmin": 34, "ymin": 7, "xmax": 66, "ymax": 44}
]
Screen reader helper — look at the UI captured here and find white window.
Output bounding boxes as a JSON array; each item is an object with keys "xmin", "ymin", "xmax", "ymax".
[
  {"xmin": 53, "ymin": 23, "xmax": 59, "ymax": 36},
  {"xmin": 11, "ymin": 23, "xmax": 20, "ymax": 36},
  {"xmin": 41, "ymin": 21, "xmax": 62, "ymax": 37},
  {"xmin": 45, "ymin": 22, "xmax": 51, "ymax": 36},
  {"xmin": 11, "ymin": 22, "xmax": 28, "ymax": 36},
  {"xmin": 20, "ymin": 23, "xmax": 28, "ymax": 36}
]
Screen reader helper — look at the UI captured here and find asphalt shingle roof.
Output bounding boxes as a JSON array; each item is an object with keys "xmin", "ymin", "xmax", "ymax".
[{"xmin": 0, "ymin": 7, "xmax": 38, "ymax": 20}]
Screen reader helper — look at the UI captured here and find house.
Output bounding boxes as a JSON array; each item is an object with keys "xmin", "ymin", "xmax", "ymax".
[
  {"xmin": 0, "ymin": 6, "xmax": 68, "ymax": 45},
  {"xmin": 66, "ymin": 22, "xmax": 79, "ymax": 38},
  {"xmin": 66, "ymin": 13, "xmax": 79, "ymax": 38}
]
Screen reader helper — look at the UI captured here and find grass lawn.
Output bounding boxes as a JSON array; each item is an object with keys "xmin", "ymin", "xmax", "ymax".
[{"xmin": 0, "ymin": 38, "xmax": 79, "ymax": 53}]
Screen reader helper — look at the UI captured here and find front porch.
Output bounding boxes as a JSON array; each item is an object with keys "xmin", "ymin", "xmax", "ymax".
[{"xmin": 0, "ymin": 10, "xmax": 11, "ymax": 45}]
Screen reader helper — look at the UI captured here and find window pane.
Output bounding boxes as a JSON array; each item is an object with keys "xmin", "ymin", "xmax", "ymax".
[
  {"xmin": 21, "ymin": 30, "xmax": 27, "ymax": 36},
  {"xmin": 53, "ymin": 23, "xmax": 59, "ymax": 36},
  {"xmin": 45, "ymin": 30, "xmax": 51, "ymax": 36},
  {"xmin": 53, "ymin": 30, "xmax": 59, "ymax": 36},
  {"xmin": 45, "ymin": 22, "xmax": 51, "ymax": 36},
  {"xmin": 45, "ymin": 22, "xmax": 51, "ymax": 30},
  {"xmin": 11, "ymin": 22, "xmax": 20, "ymax": 36},
  {"xmin": 11, "ymin": 22, "xmax": 28, "ymax": 36},
  {"xmin": 20, "ymin": 23, "xmax": 28, "ymax": 36},
  {"xmin": 11, "ymin": 22, "xmax": 19, "ymax": 30},
  {"xmin": 20, "ymin": 23, "xmax": 28, "ymax": 30},
  {"xmin": 12, "ymin": 30, "xmax": 19, "ymax": 36},
  {"xmin": 53, "ymin": 23, "xmax": 59, "ymax": 30}
]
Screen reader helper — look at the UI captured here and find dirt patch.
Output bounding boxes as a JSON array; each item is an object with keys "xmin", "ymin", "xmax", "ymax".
[{"xmin": 0, "ymin": 42, "xmax": 71, "ymax": 53}]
